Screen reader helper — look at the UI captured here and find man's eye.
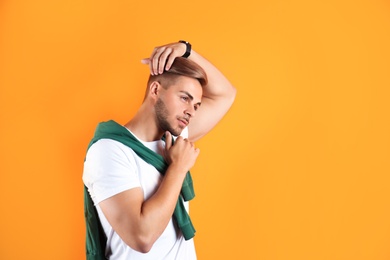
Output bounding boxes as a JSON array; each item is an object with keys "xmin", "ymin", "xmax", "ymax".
[{"xmin": 181, "ymin": 96, "xmax": 189, "ymax": 101}]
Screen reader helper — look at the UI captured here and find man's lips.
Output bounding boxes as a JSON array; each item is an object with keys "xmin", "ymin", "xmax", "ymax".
[{"xmin": 178, "ymin": 117, "xmax": 189, "ymax": 127}]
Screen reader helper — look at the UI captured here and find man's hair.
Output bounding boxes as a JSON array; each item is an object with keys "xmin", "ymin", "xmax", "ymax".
[{"xmin": 147, "ymin": 57, "xmax": 208, "ymax": 90}]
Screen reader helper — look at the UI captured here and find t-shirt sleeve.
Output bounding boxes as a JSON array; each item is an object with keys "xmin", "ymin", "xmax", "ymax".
[{"xmin": 82, "ymin": 139, "xmax": 141, "ymax": 205}]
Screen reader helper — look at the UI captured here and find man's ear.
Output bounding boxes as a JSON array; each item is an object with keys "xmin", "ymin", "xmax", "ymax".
[{"xmin": 149, "ymin": 81, "xmax": 161, "ymax": 99}]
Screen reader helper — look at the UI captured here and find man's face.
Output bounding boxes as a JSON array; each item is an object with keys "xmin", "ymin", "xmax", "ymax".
[{"xmin": 154, "ymin": 76, "xmax": 202, "ymax": 136}]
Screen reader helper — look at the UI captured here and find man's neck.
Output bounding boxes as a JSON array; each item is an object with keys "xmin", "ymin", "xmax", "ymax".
[{"xmin": 124, "ymin": 108, "xmax": 163, "ymax": 142}]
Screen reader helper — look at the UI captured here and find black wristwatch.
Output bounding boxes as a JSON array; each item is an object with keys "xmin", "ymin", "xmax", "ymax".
[{"xmin": 179, "ymin": 40, "xmax": 191, "ymax": 58}]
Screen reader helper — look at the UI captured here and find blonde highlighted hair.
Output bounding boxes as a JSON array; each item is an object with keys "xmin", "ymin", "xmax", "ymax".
[{"xmin": 147, "ymin": 57, "xmax": 208, "ymax": 89}]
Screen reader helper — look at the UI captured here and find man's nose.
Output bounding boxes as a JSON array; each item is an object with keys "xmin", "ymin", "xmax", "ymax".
[{"xmin": 185, "ymin": 105, "xmax": 195, "ymax": 118}]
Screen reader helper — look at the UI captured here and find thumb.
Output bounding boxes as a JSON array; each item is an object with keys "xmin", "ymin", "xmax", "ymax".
[
  {"xmin": 165, "ymin": 131, "xmax": 172, "ymax": 151},
  {"xmin": 141, "ymin": 58, "xmax": 150, "ymax": 64}
]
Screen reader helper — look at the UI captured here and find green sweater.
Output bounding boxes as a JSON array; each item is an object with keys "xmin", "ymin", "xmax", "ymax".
[{"xmin": 84, "ymin": 120, "xmax": 196, "ymax": 259}]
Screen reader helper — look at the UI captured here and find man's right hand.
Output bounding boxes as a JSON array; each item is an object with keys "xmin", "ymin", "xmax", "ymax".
[{"xmin": 164, "ymin": 131, "xmax": 200, "ymax": 174}]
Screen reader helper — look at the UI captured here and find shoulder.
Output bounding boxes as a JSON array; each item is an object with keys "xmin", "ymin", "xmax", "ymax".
[
  {"xmin": 86, "ymin": 139, "xmax": 136, "ymax": 161},
  {"xmin": 83, "ymin": 139, "xmax": 143, "ymax": 204},
  {"xmin": 84, "ymin": 139, "xmax": 141, "ymax": 181}
]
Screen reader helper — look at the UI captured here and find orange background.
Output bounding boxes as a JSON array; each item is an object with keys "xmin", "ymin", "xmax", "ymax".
[{"xmin": 1, "ymin": 0, "xmax": 390, "ymax": 259}]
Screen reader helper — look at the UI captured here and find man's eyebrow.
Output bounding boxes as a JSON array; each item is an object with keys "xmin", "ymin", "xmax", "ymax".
[
  {"xmin": 180, "ymin": 91, "xmax": 201, "ymax": 106},
  {"xmin": 180, "ymin": 91, "xmax": 194, "ymax": 100}
]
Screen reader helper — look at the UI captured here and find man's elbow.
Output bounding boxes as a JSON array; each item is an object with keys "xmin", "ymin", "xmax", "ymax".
[
  {"xmin": 123, "ymin": 234, "xmax": 156, "ymax": 254},
  {"xmin": 133, "ymin": 243, "xmax": 153, "ymax": 254},
  {"xmin": 231, "ymin": 86, "xmax": 237, "ymax": 100},
  {"xmin": 227, "ymin": 86, "xmax": 237, "ymax": 106}
]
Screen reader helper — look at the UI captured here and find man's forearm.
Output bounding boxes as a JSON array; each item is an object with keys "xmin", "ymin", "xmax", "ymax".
[
  {"xmin": 189, "ymin": 50, "xmax": 236, "ymax": 100},
  {"xmin": 138, "ymin": 165, "xmax": 188, "ymax": 249}
]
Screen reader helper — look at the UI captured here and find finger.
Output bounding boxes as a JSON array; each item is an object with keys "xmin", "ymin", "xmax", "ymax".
[
  {"xmin": 151, "ymin": 47, "xmax": 166, "ymax": 75},
  {"xmin": 165, "ymin": 131, "xmax": 172, "ymax": 151},
  {"xmin": 175, "ymin": 136, "xmax": 183, "ymax": 145},
  {"xmin": 148, "ymin": 48, "xmax": 159, "ymax": 75},
  {"xmin": 150, "ymin": 46, "xmax": 159, "ymax": 56},
  {"xmin": 194, "ymin": 147, "xmax": 200, "ymax": 156},
  {"xmin": 158, "ymin": 47, "xmax": 173, "ymax": 74},
  {"xmin": 164, "ymin": 54, "xmax": 176, "ymax": 71}
]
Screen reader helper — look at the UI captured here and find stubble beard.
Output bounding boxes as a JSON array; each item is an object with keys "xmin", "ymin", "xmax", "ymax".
[{"xmin": 155, "ymin": 98, "xmax": 183, "ymax": 136}]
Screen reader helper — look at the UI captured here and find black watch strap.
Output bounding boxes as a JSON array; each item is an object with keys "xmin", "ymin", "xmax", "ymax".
[{"xmin": 179, "ymin": 40, "xmax": 191, "ymax": 58}]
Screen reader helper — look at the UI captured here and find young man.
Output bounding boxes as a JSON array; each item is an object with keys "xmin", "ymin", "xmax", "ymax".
[{"xmin": 83, "ymin": 41, "xmax": 236, "ymax": 259}]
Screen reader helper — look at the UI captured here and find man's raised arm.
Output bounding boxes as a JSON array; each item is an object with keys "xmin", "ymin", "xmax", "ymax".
[
  {"xmin": 185, "ymin": 48, "xmax": 236, "ymax": 141},
  {"xmin": 142, "ymin": 41, "xmax": 237, "ymax": 141}
]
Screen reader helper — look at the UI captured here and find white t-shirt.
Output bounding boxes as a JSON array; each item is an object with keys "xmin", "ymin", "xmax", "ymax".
[{"xmin": 82, "ymin": 127, "xmax": 196, "ymax": 260}]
